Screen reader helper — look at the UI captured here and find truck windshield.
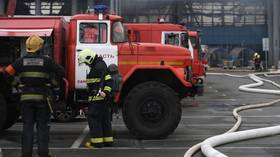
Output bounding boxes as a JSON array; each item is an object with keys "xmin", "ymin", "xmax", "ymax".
[
  {"xmin": 164, "ymin": 33, "xmax": 180, "ymax": 46},
  {"xmin": 79, "ymin": 23, "xmax": 107, "ymax": 43},
  {"xmin": 112, "ymin": 21, "xmax": 128, "ymax": 43}
]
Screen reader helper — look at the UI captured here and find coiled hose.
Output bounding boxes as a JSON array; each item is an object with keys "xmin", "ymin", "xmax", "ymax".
[{"xmin": 184, "ymin": 72, "xmax": 280, "ymax": 157}]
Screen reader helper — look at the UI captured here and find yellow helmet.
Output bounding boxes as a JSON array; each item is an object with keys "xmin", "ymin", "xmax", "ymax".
[
  {"xmin": 78, "ymin": 48, "xmax": 96, "ymax": 65},
  {"xmin": 26, "ymin": 35, "xmax": 44, "ymax": 53}
]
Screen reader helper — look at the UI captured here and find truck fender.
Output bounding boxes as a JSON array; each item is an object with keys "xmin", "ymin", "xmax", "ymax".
[
  {"xmin": 122, "ymin": 65, "xmax": 192, "ymax": 87},
  {"xmin": 114, "ymin": 65, "xmax": 193, "ymax": 103}
]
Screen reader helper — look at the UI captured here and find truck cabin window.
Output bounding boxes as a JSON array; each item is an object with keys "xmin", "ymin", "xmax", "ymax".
[
  {"xmin": 79, "ymin": 23, "xmax": 107, "ymax": 43},
  {"xmin": 165, "ymin": 33, "xmax": 180, "ymax": 46},
  {"xmin": 180, "ymin": 33, "xmax": 189, "ymax": 48},
  {"xmin": 112, "ymin": 22, "xmax": 127, "ymax": 43}
]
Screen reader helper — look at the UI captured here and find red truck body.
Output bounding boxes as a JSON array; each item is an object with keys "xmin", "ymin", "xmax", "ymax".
[{"xmin": 126, "ymin": 23, "xmax": 205, "ymax": 82}]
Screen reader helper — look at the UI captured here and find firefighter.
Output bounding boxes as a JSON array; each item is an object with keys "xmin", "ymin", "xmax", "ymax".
[
  {"xmin": 4, "ymin": 35, "xmax": 65, "ymax": 157},
  {"xmin": 253, "ymin": 52, "xmax": 261, "ymax": 71},
  {"xmin": 78, "ymin": 48, "xmax": 113, "ymax": 148}
]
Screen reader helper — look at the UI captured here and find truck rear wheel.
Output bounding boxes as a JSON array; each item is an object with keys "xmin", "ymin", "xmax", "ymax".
[
  {"xmin": 0, "ymin": 94, "xmax": 7, "ymax": 130},
  {"xmin": 123, "ymin": 81, "xmax": 182, "ymax": 139}
]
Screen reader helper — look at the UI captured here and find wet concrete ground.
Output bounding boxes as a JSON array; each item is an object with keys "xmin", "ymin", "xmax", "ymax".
[{"xmin": 1, "ymin": 71, "xmax": 280, "ymax": 157}]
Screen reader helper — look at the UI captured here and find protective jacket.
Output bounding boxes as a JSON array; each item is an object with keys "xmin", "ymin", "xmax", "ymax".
[
  {"xmin": 86, "ymin": 56, "xmax": 112, "ymax": 102},
  {"xmin": 5, "ymin": 53, "xmax": 64, "ymax": 101}
]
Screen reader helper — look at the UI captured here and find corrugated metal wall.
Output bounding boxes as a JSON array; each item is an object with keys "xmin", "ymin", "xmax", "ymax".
[{"xmin": 189, "ymin": 25, "xmax": 267, "ymax": 46}]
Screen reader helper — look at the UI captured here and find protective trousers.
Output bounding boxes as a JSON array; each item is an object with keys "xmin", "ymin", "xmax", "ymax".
[
  {"xmin": 87, "ymin": 100, "xmax": 113, "ymax": 147},
  {"xmin": 21, "ymin": 101, "xmax": 50, "ymax": 157}
]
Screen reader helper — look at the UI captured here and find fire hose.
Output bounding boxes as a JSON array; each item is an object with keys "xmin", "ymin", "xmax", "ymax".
[{"xmin": 184, "ymin": 72, "xmax": 280, "ymax": 157}]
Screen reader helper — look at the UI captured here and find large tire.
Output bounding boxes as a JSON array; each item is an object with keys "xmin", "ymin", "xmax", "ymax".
[
  {"xmin": 0, "ymin": 94, "xmax": 7, "ymax": 131},
  {"xmin": 123, "ymin": 81, "xmax": 181, "ymax": 139}
]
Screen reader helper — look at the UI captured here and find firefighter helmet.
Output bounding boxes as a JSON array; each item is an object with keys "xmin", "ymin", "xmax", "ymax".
[
  {"xmin": 26, "ymin": 35, "xmax": 44, "ymax": 53},
  {"xmin": 78, "ymin": 48, "xmax": 96, "ymax": 65}
]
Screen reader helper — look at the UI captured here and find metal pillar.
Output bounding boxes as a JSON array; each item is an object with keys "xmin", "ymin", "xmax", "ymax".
[
  {"xmin": 110, "ymin": 0, "xmax": 115, "ymax": 14},
  {"xmin": 0, "ymin": 0, "xmax": 4, "ymax": 15},
  {"xmin": 115, "ymin": 0, "xmax": 118, "ymax": 15},
  {"xmin": 72, "ymin": 0, "xmax": 78, "ymax": 15},
  {"xmin": 88, "ymin": 0, "xmax": 94, "ymax": 8},
  {"xmin": 118, "ymin": 0, "xmax": 121, "ymax": 16},
  {"xmin": 110, "ymin": 0, "xmax": 121, "ymax": 15},
  {"xmin": 35, "ymin": 0, "xmax": 41, "ymax": 15},
  {"xmin": 267, "ymin": 0, "xmax": 273, "ymax": 67},
  {"xmin": 272, "ymin": 0, "xmax": 280, "ymax": 68}
]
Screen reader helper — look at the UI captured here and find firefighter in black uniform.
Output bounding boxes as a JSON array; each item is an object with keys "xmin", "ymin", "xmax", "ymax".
[
  {"xmin": 253, "ymin": 52, "xmax": 261, "ymax": 71},
  {"xmin": 78, "ymin": 48, "xmax": 113, "ymax": 148},
  {"xmin": 4, "ymin": 35, "xmax": 65, "ymax": 157}
]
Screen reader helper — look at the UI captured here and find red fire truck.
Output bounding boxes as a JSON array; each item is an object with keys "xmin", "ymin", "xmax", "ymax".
[
  {"xmin": 125, "ymin": 23, "xmax": 206, "ymax": 80},
  {"xmin": 0, "ymin": 5, "xmax": 203, "ymax": 139}
]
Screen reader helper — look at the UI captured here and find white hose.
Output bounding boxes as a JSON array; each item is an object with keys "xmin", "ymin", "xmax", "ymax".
[
  {"xmin": 184, "ymin": 73, "xmax": 249, "ymax": 157},
  {"xmin": 185, "ymin": 98, "xmax": 280, "ymax": 157},
  {"xmin": 201, "ymin": 73, "xmax": 280, "ymax": 157},
  {"xmin": 207, "ymin": 73, "xmax": 248, "ymax": 78},
  {"xmin": 201, "ymin": 125, "xmax": 280, "ymax": 157},
  {"xmin": 239, "ymin": 74, "xmax": 280, "ymax": 94},
  {"xmin": 184, "ymin": 72, "xmax": 280, "ymax": 157}
]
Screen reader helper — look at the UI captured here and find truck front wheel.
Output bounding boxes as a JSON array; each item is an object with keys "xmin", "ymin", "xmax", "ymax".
[{"xmin": 123, "ymin": 81, "xmax": 182, "ymax": 139}]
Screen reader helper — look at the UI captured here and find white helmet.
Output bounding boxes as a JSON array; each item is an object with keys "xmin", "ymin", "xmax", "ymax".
[{"xmin": 78, "ymin": 48, "xmax": 96, "ymax": 65}]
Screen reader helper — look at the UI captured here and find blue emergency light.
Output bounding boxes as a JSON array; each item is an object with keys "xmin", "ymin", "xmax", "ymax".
[{"xmin": 94, "ymin": 5, "xmax": 109, "ymax": 13}]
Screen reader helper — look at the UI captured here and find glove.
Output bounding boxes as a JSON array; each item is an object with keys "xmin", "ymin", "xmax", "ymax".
[
  {"xmin": 97, "ymin": 89, "xmax": 106, "ymax": 98},
  {"xmin": 100, "ymin": 91, "xmax": 106, "ymax": 97}
]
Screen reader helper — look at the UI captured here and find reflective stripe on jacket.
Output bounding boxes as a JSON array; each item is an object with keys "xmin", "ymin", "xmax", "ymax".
[
  {"xmin": 86, "ymin": 57, "xmax": 113, "ymax": 102},
  {"xmin": 19, "ymin": 72, "xmax": 49, "ymax": 79},
  {"xmin": 20, "ymin": 94, "xmax": 45, "ymax": 101}
]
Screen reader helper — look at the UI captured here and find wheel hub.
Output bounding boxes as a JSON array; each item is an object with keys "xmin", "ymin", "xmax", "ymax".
[{"xmin": 140, "ymin": 99, "xmax": 164, "ymax": 122}]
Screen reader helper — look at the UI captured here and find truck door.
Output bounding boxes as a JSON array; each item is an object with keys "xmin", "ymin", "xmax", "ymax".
[{"xmin": 75, "ymin": 20, "xmax": 118, "ymax": 89}]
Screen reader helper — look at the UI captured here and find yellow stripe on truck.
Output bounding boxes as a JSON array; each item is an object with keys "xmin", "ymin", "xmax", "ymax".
[{"xmin": 119, "ymin": 61, "xmax": 184, "ymax": 66}]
